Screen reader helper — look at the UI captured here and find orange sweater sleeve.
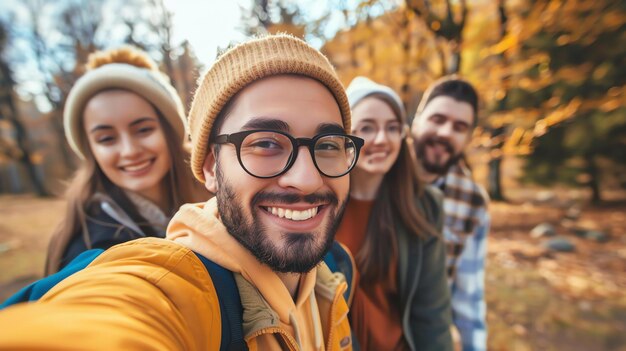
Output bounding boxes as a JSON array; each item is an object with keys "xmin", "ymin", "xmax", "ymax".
[{"xmin": 0, "ymin": 238, "xmax": 221, "ymax": 351}]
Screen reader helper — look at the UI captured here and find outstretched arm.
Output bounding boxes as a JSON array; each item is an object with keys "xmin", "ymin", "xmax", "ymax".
[{"xmin": 0, "ymin": 240, "xmax": 221, "ymax": 350}]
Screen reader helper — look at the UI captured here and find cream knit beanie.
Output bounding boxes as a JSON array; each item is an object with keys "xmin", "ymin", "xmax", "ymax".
[
  {"xmin": 64, "ymin": 47, "xmax": 187, "ymax": 159},
  {"xmin": 346, "ymin": 76, "xmax": 407, "ymax": 123},
  {"xmin": 188, "ymin": 34, "xmax": 351, "ymax": 182}
]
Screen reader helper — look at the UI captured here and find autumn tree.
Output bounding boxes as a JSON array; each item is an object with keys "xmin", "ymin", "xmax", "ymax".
[
  {"xmin": 405, "ymin": 0, "xmax": 468, "ymax": 74},
  {"xmin": 4, "ymin": 0, "xmax": 199, "ymax": 193},
  {"xmin": 240, "ymin": 0, "xmax": 306, "ymax": 38},
  {"xmin": 119, "ymin": 0, "xmax": 178, "ymax": 87},
  {"xmin": 171, "ymin": 40, "xmax": 202, "ymax": 112},
  {"xmin": 21, "ymin": 0, "xmax": 107, "ymax": 171},
  {"xmin": 480, "ymin": 0, "xmax": 626, "ymax": 202},
  {"xmin": 485, "ymin": 0, "xmax": 510, "ymax": 200},
  {"xmin": 323, "ymin": 5, "xmax": 447, "ymax": 115},
  {"xmin": 0, "ymin": 19, "xmax": 49, "ymax": 196}
]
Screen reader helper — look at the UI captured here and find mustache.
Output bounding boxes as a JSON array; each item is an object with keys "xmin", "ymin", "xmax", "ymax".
[
  {"xmin": 421, "ymin": 135, "xmax": 454, "ymax": 154},
  {"xmin": 252, "ymin": 191, "xmax": 339, "ymax": 207}
]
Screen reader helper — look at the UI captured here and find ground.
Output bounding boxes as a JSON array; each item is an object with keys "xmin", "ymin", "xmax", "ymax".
[
  {"xmin": 487, "ymin": 200, "xmax": 626, "ymax": 351},
  {"xmin": 0, "ymin": 194, "xmax": 625, "ymax": 350}
]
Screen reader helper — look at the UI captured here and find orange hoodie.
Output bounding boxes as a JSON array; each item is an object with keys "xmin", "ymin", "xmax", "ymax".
[{"xmin": 0, "ymin": 198, "xmax": 353, "ymax": 351}]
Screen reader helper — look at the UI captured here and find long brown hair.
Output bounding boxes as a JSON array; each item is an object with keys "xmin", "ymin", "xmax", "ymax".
[
  {"xmin": 45, "ymin": 108, "xmax": 206, "ymax": 275},
  {"xmin": 354, "ymin": 94, "xmax": 439, "ymax": 285}
]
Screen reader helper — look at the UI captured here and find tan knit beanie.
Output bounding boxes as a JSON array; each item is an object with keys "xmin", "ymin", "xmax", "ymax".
[
  {"xmin": 188, "ymin": 34, "xmax": 351, "ymax": 182},
  {"xmin": 64, "ymin": 46, "xmax": 187, "ymax": 159}
]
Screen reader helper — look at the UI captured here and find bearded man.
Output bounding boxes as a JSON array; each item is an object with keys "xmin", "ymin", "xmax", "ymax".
[{"xmin": 411, "ymin": 77, "xmax": 490, "ymax": 351}]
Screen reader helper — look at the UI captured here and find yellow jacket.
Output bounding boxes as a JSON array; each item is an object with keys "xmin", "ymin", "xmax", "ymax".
[{"xmin": 0, "ymin": 199, "xmax": 353, "ymax": 350}]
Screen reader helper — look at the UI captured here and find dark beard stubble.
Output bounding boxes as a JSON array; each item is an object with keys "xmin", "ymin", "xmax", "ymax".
[
  {"xmin": 215, "ymin": 162, "xmax": 347, "ymax": 273},
  {"xmin": 415, "ymin": 134, "xmax": 462, "ymax": 175}
]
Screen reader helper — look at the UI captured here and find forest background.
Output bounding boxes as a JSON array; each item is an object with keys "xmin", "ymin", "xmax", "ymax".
[{"xmin": 0, "ymin": 1, "xmax": 624, "ymax": 350}]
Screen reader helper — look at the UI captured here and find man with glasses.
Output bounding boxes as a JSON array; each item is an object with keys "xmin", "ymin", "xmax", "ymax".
[
  {"xmin": 411, "ymin": 77, "xmax": 490, "ymax": 351},
  {"xmin": 0, "ymin": 34, "xmax": 362, "ymax": 350}
]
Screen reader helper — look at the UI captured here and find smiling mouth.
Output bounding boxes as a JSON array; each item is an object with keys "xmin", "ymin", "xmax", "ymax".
[
  {"xmin": 365, "ymin": 151, "xmax": 390, "ymax": 164},
  {"xmin": 120, "ymin": 159, "xmax": 154, "ymax": 172},
  {"xmin": 262, "ymin": 206, "xmax": 321, "ymax": 221},
  {"xmin": 366, "ymin": 150, "xmax": 389, "ymax": 156}
]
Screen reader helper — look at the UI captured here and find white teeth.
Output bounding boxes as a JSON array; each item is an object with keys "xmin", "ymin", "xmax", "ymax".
[
  {"xmin": 266, "ymin": 206, "xmax": 319, "ymax": 221},
  {"xmin": 122, "ymin": 160, "xmax": 152, "ymax": 172}
]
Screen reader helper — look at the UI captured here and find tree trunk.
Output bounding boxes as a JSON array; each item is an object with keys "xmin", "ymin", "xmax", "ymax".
[
  {"xmin": 6, "ymin": 115, "xmax": 50, "ymax": 196},
  {"xmin": 487, "ymin": 0, "xmax": 509, "ymax": 202},
  {"xmin": 0, "ymin": 56, "xmax": 50, "ymax": 196},
  {"xmin": 1, "ymin": 105, "xmax": 50, "ymax": 197},
  {"xmin": 18, "ymin": 145, "xmax": 49, "ymax": 196},
  {"xmin": 450, "ymin": 46, "xmax": 461, "ymax": 74},
  {"xmin": 50, "ymin": 111, "xmax": 76, "ymax": 173},
  {"xmin": 488, "ymin": 125, "xmax": 505, "ymax": 200},
  {"xmin": 586, "ymin": 153, "xmax": 601, "ymax": 203},
  {"xmin": 488, "ymin": 155, "xmax": 504, "ymax": 200}
]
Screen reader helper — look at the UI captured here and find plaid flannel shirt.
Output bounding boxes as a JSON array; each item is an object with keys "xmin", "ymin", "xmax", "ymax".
[{"xmin": 434, "ymin": 164, "xmax": 489, "ymax": 351}]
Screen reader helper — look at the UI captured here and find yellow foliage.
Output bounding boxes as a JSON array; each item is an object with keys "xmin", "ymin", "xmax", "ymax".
[
  {"xmin": 599, "ymin": 98, "xmax": 623, "ymax": 113},
  {"xmin": 322, "ymin": 7, "xmax": 442, "ymax": 109},
  {"xmin": 491, "ymin": 34, "xmax": 519, "ymax": 55}
]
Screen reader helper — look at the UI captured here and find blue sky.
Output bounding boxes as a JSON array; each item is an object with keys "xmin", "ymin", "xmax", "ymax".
[
  {"xmin": 0, "ymin": 0, "xmax": 389, "ymax": 111},
  {"xmin": 0, "ymin": 0, "xmax": 250, "ymax": 111},
  {"xmin": 162, "ymin": 0, "xmax": 247, "ymax": 65}
]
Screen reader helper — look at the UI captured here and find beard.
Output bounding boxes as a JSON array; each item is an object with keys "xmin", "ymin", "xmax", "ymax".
[
  {"xmin": 415, "ymin": 134, "xmax": 462, "ymax": 175},
  {"xmin": 215, "ymin": 163, "xmax": 347, "ymax": 273}
]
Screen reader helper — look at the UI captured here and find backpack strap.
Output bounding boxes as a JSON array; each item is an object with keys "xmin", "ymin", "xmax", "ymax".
[
  {"xmin": 323, "ymin": 241, "xmax": 360, "ymax": 351},
  {"xmin": 323, "ymin": 241, "xmax": 356, "ymax": 306},
  {"xmin": 195, "ymin": 254, "xmax": 248, "ymax": 351}
]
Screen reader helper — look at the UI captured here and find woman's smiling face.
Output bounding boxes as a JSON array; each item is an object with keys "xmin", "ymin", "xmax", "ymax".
[
  {"xmin": 83, "ymin": 89, "xmax": 171, "ymax": 203},
  {"xmin": 351, "ymin": 96, "xmax": 404, "ymax": 176}
]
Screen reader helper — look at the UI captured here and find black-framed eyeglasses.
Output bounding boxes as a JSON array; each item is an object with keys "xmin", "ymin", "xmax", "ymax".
[{"xmin": 213, "ymin": 129, "xmax": 365, "ymax": 178}]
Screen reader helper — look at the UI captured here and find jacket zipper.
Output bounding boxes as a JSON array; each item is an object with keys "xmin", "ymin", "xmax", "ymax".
[
  {"xmin": 248, "ymin": 326, "xmax": 300, "ymax": 350},
  {"xmin": 247, "ymin": 282, "xmax": 348, "ymax": 350},
  {"xmin": 325, "ymin": 281, "xmax": 348, "ymax": 351}
]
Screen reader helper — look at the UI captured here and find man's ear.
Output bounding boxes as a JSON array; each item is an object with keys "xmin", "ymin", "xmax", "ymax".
[{"xmin": 202, "ymin": 149, "xmax": 218, "ymax": 194}]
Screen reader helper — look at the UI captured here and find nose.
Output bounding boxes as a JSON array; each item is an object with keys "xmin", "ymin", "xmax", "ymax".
[
  {"xmin": 277, "ymin": 146, "xmax": 324, "ymax": 195},
  {"xmin": 119, "ymin": 135, "xmax": 142, "ymax": 159},
  {"xmin": 372, "ymin": 127, "xmax": 388, "ymax": 145},
  {"xmin": 436, "ymin": 121, "xmax": 454, "ymax": 138}
]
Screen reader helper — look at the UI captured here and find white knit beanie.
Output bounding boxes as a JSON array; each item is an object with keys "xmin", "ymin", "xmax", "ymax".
[
  {"xmin": 345, "ymin": 76, "xmax": 406, "ymax": 123},
  {"xmin": 64, "ymin": 61, "xmax": 187, "ymax": 159}
]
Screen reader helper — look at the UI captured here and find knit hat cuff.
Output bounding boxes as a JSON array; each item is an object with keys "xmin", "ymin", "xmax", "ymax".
[
  {"xmin": 64, "ymin": 63, "xmax": 187, "ymax": 159},
  {"xmin": 345, "ymin": 76, "xmax": 406, "ymax": 124}
]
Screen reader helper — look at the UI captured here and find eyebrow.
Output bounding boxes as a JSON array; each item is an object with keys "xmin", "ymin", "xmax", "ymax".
[
  {"xmin": 129, "ymin": 117, "xmax": 157, "ymax": 127},
  {"xmin": 429, "ymin": 113, "xmax": 447, "ymax": 120},
  {"xmin": 89, "ymin": 117, "xmax": 156, "ymax": 133},
  {"xmin": 241, "ymin": 118, "xmax": 290, "ymax": 132},
  {"xmin": 316, "ymin": 123, "xmax": 344, "ymax": 134},
  {"xmin": 240, "ymin": 118, "xmax": 344, "ymax": 135},
  {"xmin": 355, "ymin": 118, "xmax": 401, "ymax": 125}
]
